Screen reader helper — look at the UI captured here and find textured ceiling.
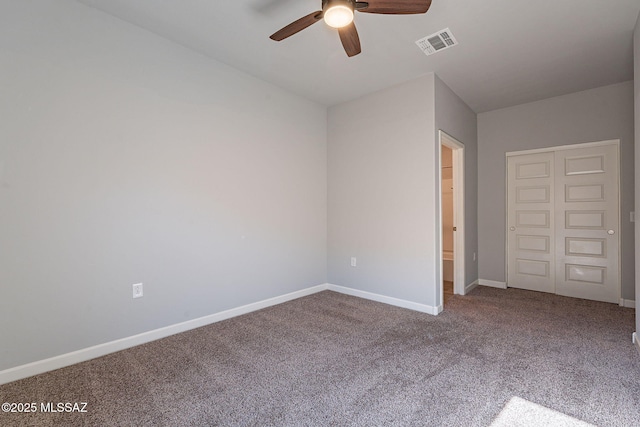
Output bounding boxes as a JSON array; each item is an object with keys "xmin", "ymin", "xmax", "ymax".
[{"xmin": 77, "ymin": 0, "xmax": 640, "ymax": 112}]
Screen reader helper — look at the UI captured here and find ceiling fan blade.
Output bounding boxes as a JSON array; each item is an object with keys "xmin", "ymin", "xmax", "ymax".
[
  {"xmin": 357, "ymin": 0, "xmax": 432, "ymax": 14},
  {"xmin": 338, "ymin": 22, "xmax": 361, "ymax": 57},
  {"xmin": 270, "ymin": 11, "xmax": 323, "ymax": 41}
]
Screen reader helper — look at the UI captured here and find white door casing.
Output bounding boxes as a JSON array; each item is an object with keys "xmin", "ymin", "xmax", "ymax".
[
  {"xmin": 506, "ymin": 141, "xmax": 620, "ymax": 303},
  {"xmin": 438, "ymin": 131, "xmax": 465, "ymax": 308}
]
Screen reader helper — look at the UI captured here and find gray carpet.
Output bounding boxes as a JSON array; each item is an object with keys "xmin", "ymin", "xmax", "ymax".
[{"xmin": 1, "ymin": 286, "xmax": 639, "ymax": 426}]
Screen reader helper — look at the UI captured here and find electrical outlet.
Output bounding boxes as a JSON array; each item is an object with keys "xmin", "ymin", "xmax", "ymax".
[
  {"xmin": 132, "ymin": 283, "xmax": 143, "ymax": 299},
  {"xmin": 631, "ymin": 212, "xmax": 635, "ymax": 223},
  {"xmin": 473, "ymin": 252, "xmax": 477, "ymax": 262},
  {"xmin": 350, "ymin": 257, "xmax": 357, "ymax": 267}
]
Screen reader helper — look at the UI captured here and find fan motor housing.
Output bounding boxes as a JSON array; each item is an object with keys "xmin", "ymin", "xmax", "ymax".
[{"xmin": 322, "ymin": 0, "xmax": 356, "ymax": 12}]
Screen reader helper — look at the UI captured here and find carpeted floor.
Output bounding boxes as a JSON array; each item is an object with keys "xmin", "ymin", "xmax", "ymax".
[{"xmin": 1, "ymin": 286, "xmax": 639, "ymax": 426}]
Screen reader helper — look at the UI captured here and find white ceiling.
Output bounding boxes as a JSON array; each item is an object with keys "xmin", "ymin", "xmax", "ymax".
[{"xmin": 77, "ymin": 0, "xmax": 640, "ymax": 112}]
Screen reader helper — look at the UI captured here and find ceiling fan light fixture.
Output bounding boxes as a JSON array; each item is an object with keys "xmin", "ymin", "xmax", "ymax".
[
  {"xmin": 270, "ymin": 0, "xmax": 433, "ymax": 57},
  {"xmin": 324, "ymin": 1, "xmax": 354, "ymax": 29}
]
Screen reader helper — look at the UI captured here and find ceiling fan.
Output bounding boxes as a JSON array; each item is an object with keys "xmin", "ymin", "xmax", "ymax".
[{"xmin": 269, "ymin": 0, "xmax": 432, "ymax": 57}]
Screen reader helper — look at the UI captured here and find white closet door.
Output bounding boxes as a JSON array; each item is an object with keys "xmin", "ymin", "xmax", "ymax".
[
  {"xmin": 506, "ymin": 143, "xmax": 620, "ymax": 303},
  {"xmin": 507, "ymin": 152, "xmax": 555, "ymax": 293},
  {"xmin": 554, "ymin": 144, "xmax": 619, "ymax": 303}
]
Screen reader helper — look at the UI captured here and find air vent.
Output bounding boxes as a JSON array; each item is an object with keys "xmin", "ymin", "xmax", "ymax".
[{"xmin": 415, "ymin": 28, "xmax": 458, "ymax": 56}]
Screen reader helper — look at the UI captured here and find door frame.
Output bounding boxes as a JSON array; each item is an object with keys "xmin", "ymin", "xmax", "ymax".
[
  {"xmin": 505, "ymin": 139, "xmax": 621, "ymax": 302},
  {"xmin": 438, "ymin": 131, "xmax": 466, "ymax": 310}
]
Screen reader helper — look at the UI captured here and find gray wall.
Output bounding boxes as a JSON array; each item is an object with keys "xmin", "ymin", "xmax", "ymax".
[
  {"xmin": 434, "ymin": 75, "xmax": 479, "ymax": 296},
  {"xmin": 478, "ymin": 82, "xmax": 635, "ymax": 300},
  {"xmin": 0, "ymin": 1, "xmax": 327, "ymax": 371},
  {"xmin": 327, "ymin": 74, "xmax": 478, "ymax": 309},
  {"xmin": 327, "ymin": 74, "xmax": 438, "ymax": 306},
  {"xmin": 634, "ymin": 12, "xmax": 640, "ymax": 334}
]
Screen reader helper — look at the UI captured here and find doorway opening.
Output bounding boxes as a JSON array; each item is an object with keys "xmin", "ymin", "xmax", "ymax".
[
  {"xmin": 442, "ymin": 145, "xmax": 455, "ymax": 304},
  {"xmin": 439, "ymin": 131, "xmax": 465, "ymax": 310}
]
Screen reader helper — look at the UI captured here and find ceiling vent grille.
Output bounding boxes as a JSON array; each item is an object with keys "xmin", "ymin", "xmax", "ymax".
[{"xmin": 415, "ymin": 28, "xmax": 458, "ymax": 56}]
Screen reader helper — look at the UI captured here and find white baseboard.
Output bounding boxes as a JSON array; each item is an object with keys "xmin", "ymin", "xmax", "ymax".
[
  {"xmin": 478, "ymin": 279, "xmax": 507, "ymax": 289},
  {"xmin": 327, "ymin": 284, "xmax": 440, "ymax": 316},
  {"xmin": 619, "ymin": 299, "xmax": 636, "ymax": 309},
  {"xmin": 633, "ymin": 333, "xmax": 640, "ymax": 355},
  {"xmin": 0, "ymin": 284, "xmax": 329, "ymax": 386},
  {"xmin": 465, "ymin": 280, "xmax": 479, "ymax": 294},
  {"xmin": 0, "ymin": 282, "xmax": 443, "ymax": 385}
]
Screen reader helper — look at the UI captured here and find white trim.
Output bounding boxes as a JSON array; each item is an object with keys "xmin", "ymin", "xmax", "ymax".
[
  {"xmin": 438, "ymin": 131, "xmax": 466, "ymax": 304},
  {"xmin": 465, "ymin": 280, "xmax": 479, "ymax": 294},
  {"xmin": 452, "ymin": 140, "xmax": 466, "ymax": 295},
  {"xmin": 327, "ymin": 284, "xmax": 440, "ymax": 316},
  {"xmin": 0, "ymin": 284, "xmax": 329, "ymax": 386},
  {"xmin": 0, "ymin": 283, "xmax": 444, "ymax": 385},
  {"xmin": 505, "ymin": 139, "xmax": 620, "ymax": 157},
  {"xmin": 619, "ymin": 299, "xmax": 636, "ymax": 309},
  {"xmin": 478, "ymin": 279, "xmax": 508, "ymax": 289},
  {"xmin": 633, "ymin": 333, "xmax": 640, "ymax": 354}
]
